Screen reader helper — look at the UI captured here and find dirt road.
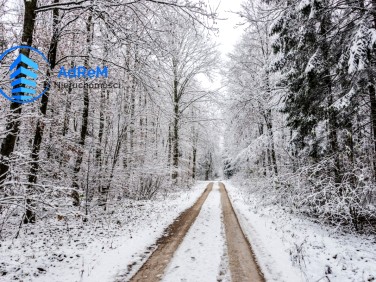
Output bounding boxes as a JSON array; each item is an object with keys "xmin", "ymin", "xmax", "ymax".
[
  {"xmin": 128, "ymin": 182, "xmax": 264, "ymax": 282},
  {"xmin": 129, "ymin": 183, "xmax": 213, "ymax": 281},
  {"xmin": 219, "ymin": 182, "xmax": 264, "ymax": 282}
]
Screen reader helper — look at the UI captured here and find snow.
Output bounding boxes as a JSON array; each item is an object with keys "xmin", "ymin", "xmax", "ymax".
[
  {"xmin": 2, "ymin": 180, "xmax": 375, "ymax": 282},
  {"xmin": 162, "ymin": 182, "xmax": 230, "ymax": 282},
  {"xmin": 0, "ymin": 182, "xmax": 208, "ymax": 282},
  {"xmin": 348, "ymin": 24, "xmax": 376, "ymax": 74},
  {"xmin": 298, "ymin": 0, "xmax": 310, "ymax": 10},
  {"xmin": 305, "ymin": 50, "xmax": 318, "ymax": 73},
  {"xmin": 332, "ymin": 87, "xmax": 355, "ymax": 110},
  {"xmin": 224, "ymin": 180, "xmax": 376, "ymax": 282}
]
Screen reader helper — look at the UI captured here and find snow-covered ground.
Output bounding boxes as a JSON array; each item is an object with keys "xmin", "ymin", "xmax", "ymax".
[
  {"xmin": 224, "ymin": 180, "xmax": 376, "ymax": 282},
  {"xmin": 0, "ymin": 182, "xmax": 208, "ymax": 282},
  {"xmin": 162, "ymin": 182, "xmax": 230, "ymax": 282},
  {"xmin": 2, "ymin": 180, "xmax": 375, "ymax": 282}
]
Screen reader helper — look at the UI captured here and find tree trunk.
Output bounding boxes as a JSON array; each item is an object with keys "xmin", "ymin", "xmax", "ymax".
[
  {"xmin": 172, "ymin": 76, "xmax": 179, "ymax": 180},
  {"xmin": 167, "ymin": 124, "xmax": 172, "ymax": 166},
  {"xmin": 28, "ymin": 0, "xmax": 59, "ymax": 186},
  {"xmin": 205, "ymin": 152, "xmax": 212, "ymax": 181},
  {"xmin": 312, "ymin": 0, "xmax": 340, "ymax": 183},
  {"xmin": 24, "ymin": 0, "xmax": 60, "ymax": 224},
  {"xmin": 320, "ymin": 8, "xmax": 340, "ymax": 184},
  {"xmin": 263, "ymin": 72, "xmax": 278, "ymax": 176},
  {"xmin": 368, "ymin": 0, "xmax": 376, "ymax": 180},
  {"xmin": 96, "ymin": 89, "xmax": 106, "ymax": 163},
  {"xmin": 265, "ymin": 110, "xmax": 278, "ymax": 175},
  {"xmin": 0, "ymin": 0, "xmax": 38, "ymax": 186},
  {"xmin": 72, "ymin": 13, "xmax": 93, "ymax": 199},
  {"xmin": 368, "ymin": 84, "xmax": 376, "ymax": 179},
  {"xmin": 192, "ymin": 146, "xmax": 197, "ymax": 179},
  {"xmin": 62, "ymin": 56, "xmax": 75, "ymax": 137},
  {"xmin": 101, "ymin": 126, "xmax": 126, "ymax": 210},
  {"xmin": 258, "ymin": 123, "xmax": 267, "ymax": 176},
  {"xmin": 128, "ymin": 80, "xmax": 135, "ymax": 165}
]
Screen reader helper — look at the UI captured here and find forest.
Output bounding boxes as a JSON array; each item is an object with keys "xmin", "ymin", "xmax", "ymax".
[
  {"xmin": 0, "ymin": 0, "xmax": 220, "ymax": 228},
  {"xmin": 0, "ymin": 0, "xmax": 376, "ymax": 281},
  {"xmin": 223, "ymin": 0, "xmax": 376, "ymax": 232}
]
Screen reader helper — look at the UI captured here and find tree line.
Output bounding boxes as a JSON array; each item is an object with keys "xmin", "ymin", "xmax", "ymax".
[
  {"xmin": 223, "ymin": 0, "xmax": 376, "ymax": 232},
  {"xmin": 0, "ymin": 0, "xmax": 219, "ymax": 233}
]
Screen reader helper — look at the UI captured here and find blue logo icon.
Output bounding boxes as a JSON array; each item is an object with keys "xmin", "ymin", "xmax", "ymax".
[{"xmin": 0, "ymin": 46, "xmax": 50, "ymax": 104}]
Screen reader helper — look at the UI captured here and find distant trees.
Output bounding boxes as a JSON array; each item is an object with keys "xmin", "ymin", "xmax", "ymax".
[
  {"xmin": 148, "ymin": 17, "xmax": 219, "ymax": 181},
  {"xmin": 223, "ymin": 1, "xmax": 279, "ymax": 178}
]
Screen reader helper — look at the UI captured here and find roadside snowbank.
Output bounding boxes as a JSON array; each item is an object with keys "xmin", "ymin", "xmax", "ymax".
[
  {"xmin": 224, "ymin": 180, "xmax": 376, "ymax": 282},
  {"xmin": 0, "ymin": 182, "xmax": 208, "ymax": 282}
]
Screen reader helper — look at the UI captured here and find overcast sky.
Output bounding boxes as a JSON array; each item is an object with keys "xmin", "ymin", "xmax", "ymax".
[
  {"xmin": 198, "ymin": 0, "xmax": 245, "ymax": 90},
  {"xmin": 199, "ymin": 0, "xmax": 245, "ymax": 150},
  {"xmin": 211, "ymin": 0, "xmax": 245, "ymax": 57}
]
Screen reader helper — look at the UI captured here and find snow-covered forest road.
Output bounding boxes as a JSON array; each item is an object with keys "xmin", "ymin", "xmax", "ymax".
[
  {"xmin": 2, "ymin": 181, "xmax": 376, "ymax": 282},
  {"xmin": 2, "ymin": 0, "xmax": 376, "ymax": 281},
  {"xmin": 131, "ymin": 182, "xmax": 264, "ymax": 282}
]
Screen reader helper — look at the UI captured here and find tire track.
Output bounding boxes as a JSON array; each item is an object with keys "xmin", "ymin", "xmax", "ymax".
[
  {"xmin": 129, "ymin": 182, "xmax": 213, "ymax": 282},
  {"xmin": 219, "ymin": 182, "xmax": 265, "ymax": 282}
]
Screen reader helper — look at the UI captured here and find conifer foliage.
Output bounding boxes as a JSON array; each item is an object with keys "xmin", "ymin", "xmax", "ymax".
[{"xmin": 223, "ymin": 0, "xmax": 376, "ymax": 231}]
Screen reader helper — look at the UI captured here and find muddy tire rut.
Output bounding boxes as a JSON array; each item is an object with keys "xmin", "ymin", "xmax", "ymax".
[
  {"xmin": 219, "ymin": 182, "xmax": 265, "ymax": 282},
  {"xmin": 129, "ymin": 183, "xmax": 213, "ymax": 282},
  {"xmin": 127, "ymin": 182, "xmax": 264, "ymax": 282}
]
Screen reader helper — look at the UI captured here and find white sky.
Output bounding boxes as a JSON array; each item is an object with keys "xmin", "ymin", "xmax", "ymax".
[
  {"xmin": 203, "ymin": 0, "xmax": 246, "ymax": 152},
  {"xmin": 198, "ymin": 0, "xmax": 245, "ymax": 90},
  {"xmin": 210, "ymin": 0, "xmax": 245, "ymax": 57}
]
